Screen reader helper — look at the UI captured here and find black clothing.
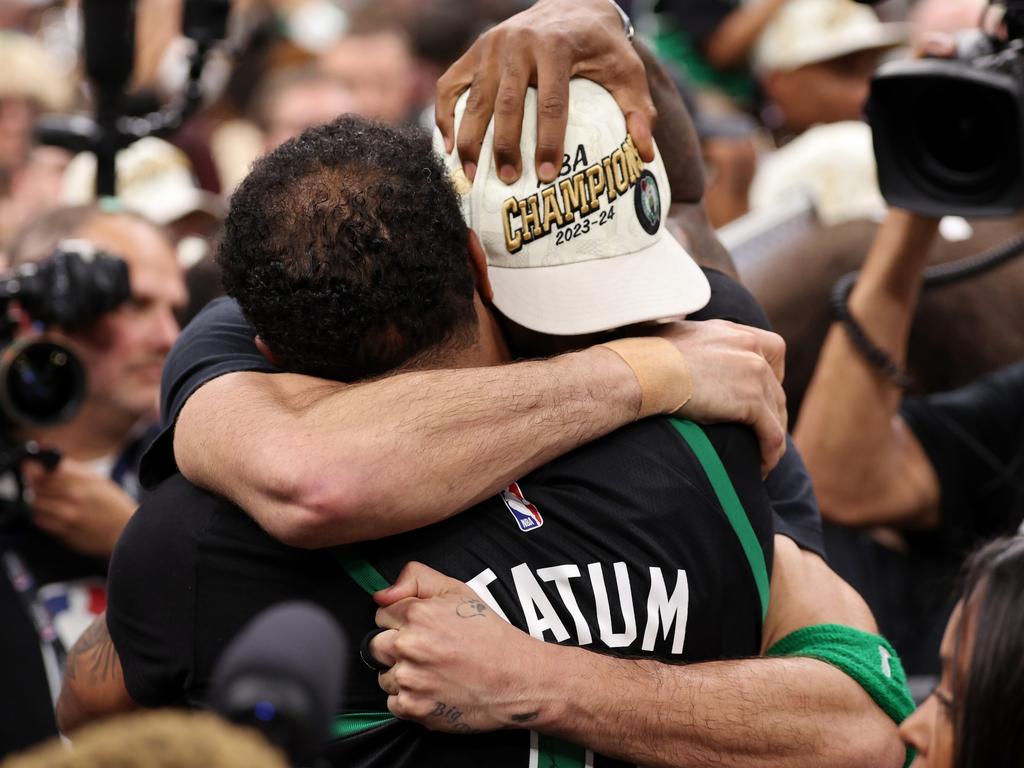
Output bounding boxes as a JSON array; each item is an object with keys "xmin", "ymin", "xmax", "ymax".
[
  {"xmin": 692, "ymin": 269, "xmax": 825, "ymax": 557},
  {"xmin": 827, "ymin": 361, "xmax": 1024, "ymax": 676},
  {"xmin": 141, "ymin": 269, "xmax": 825, "ymax": 557},
  {"xmin": 0, "ymin": 526, "xmax": 105, "ymax": 757},
  {"xmin": 902, "ymin": 360, "xmax": 1024, "ymax": 548},
  {"xmin": 110, "ymin": 417, "xmax": 773, "ymax": 767},
  {"xmin": 0, "ymin": 428, "xmax": 154, "ymax": 758}
]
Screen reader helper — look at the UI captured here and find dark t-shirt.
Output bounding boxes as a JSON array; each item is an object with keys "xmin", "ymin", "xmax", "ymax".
[
  {"xmin": 110, "ymin": 417, "xmax": 773, "ymax": 767},
  {"xmin": 0, "ymin": 425, "xmax": 154, "ymax": 758},
  {"xmin": 0, "ymin": 524, "xmax": 106, "ymax": 757},
  {"xmin": 902, "ymin": 360, "xmax": 1024, "ymax": 548},
  {"xmin": 140, "ymin": 268, "xmax": 825, "ymax": 557},
  {"xmin": 826, "ymin": 360, "xmax": 1024, "ymax": 676}
]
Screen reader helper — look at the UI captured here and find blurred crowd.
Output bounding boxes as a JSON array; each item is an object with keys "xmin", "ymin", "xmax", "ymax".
[{"xmin": 1, "ymin": 0, "xmax": 1023, "ymax": 766}]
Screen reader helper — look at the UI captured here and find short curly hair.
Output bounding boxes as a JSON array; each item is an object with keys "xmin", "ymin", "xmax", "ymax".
[{"xmin": 218, "ymin": 116, "xmax": 477, "ymax": 381}]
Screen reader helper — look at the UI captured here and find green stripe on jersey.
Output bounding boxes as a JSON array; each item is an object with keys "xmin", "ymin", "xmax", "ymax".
[{"xmin": 668, "ymin": 418, "xmax": 770, "ymax": 620}]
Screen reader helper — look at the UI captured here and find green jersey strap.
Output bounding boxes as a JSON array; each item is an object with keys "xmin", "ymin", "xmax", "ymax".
[
  {"xmin": 667, "ymin": 418, "xmax": 770, "ymax": 620},
  {"xmin": 332, "ymin": 548, "xmax": 396, "ymax": 737}
]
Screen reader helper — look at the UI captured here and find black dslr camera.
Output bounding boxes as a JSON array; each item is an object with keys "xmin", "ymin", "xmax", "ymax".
[
  {"xmin": 868, "ymin": 1, "xmax": 1024, "ymax": 217},
  {"xmin": 0, "ymin": 244, "xmax": 130, "ymax": 476}
]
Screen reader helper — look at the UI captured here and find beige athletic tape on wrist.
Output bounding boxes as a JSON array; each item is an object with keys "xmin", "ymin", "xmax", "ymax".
[{"xmin": 599, "ymin": 337, "xmax": 692, "ymax": 420}]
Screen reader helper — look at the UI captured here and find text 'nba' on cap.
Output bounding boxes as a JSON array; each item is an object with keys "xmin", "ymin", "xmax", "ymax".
[{"xmin": 433, "ymin": 78, "xmax": 710, "ymax": 336}]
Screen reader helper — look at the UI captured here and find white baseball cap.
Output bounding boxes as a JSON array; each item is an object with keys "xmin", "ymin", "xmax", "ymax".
[
  {"xmin": 62, "ymin": 137, "xmax": 226, "ymax": 227},
  {"xmin": 433, "ymin": 78, "xmax": 710, "ymax": 336},
  {"xmin": 752, "ymin": 0, "xmax": 907, "ymax": 73}
]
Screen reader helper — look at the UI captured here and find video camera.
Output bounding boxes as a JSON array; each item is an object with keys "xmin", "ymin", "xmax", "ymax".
[
  {"xmin": 868, "ymin": 1, "xmax": 1024, "ymax": 217},
  {"xmin": 0, "ymin": 245, "xmax": 130, "ymax": 478}
]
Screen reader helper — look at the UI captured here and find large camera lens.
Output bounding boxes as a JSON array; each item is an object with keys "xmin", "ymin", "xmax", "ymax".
[
  {"xmin": 869, "ymin": 59, "xmax": 1024, "ymax": 217},
  {"xmin": 910, "ymin": 78, "xmax": 1014, "ymax": 197},
  {"xmin": 0, "ymin": 339, "xmax": 86, "ymax": 427}
]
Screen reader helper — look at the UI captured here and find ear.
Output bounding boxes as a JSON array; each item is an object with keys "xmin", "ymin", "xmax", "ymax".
[
  {"xmin": 254, "ymin": 336, "xmax": 282, "ymax": 367},
  {"xmin": 467, "ymin": 229, "xmax": 493, "ymax": 302}
]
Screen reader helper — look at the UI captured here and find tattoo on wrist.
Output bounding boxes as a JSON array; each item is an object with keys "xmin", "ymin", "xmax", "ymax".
[
  {"xmin": 431, "ymin": 701, "xmax": 479, "ymax": 733},
  {"xmin": 455, "ymin": 598, "xmax": 489, "ymax": 618}
]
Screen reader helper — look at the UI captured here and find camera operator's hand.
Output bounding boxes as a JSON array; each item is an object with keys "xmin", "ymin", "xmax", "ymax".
[
  {"xmin": 436, "ymin": 0, "xmax": 656, "ymax": 184},
  {"xmin": 23, "ymin": 458, "xmax": 136, "ymax": 558}
]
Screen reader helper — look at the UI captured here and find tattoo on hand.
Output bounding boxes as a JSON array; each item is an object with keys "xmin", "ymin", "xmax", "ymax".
[
  {"xmin": 432, "ymin": 701, "xmax": 478, "ymax": 733},
  {"xmin": 65, "ymin": 617, "xmax": 118, "ymax": 683},
  {"xmin": 456, "ymin": 598, "xmax": 489, "ymax": 619}
]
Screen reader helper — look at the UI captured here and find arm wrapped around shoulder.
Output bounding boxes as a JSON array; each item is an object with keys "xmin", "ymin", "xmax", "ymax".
[{"xmin": 599, "ymin": 337, "xmax": 692, "ymax": 419}]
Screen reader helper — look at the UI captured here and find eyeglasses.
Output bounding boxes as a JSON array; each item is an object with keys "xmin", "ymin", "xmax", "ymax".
[{"xmin": 930, "ymin": 685, "xmax": 956, "ymax": 714}]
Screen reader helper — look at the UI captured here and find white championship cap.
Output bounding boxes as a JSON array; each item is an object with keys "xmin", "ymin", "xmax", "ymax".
[
  {"xmin": 752, "ymin": 0, "xmax": 907, "ymax": 73},
  {"xmin": 433, "ymin": 78, "xmax": 710, "ymax": 336}
]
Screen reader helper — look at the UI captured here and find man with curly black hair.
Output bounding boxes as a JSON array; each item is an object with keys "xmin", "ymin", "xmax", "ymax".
[{"xmin": 219, "ymin": 118, "xmax": 478, "ymax": 382}]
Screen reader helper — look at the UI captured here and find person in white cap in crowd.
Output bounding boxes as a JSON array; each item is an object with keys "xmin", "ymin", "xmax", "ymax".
[
  {"xmin": 61, "ymin": 137, "xmax": 225, "ymax": 267},
  {"xmin": 752, "ymin": 0, "xmax": 906, "ymax": 134},
  {"xmin": 63, "ymin": 78, "xmax": 906, "ymax": 765}
]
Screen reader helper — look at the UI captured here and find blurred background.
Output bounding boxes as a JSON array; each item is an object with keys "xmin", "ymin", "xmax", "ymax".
[{"xmin": 3, "ymin": 0, "xmax": 1024, "ymax": 764}]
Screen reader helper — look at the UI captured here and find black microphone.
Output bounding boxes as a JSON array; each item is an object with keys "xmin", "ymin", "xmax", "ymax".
[
  {"xmin": 82, "ymin": 0, "xmax": 136, "ymax": 88},
  {"xmin": 210, "ymin": 602, "xmax": 347, "ymax": 767}
]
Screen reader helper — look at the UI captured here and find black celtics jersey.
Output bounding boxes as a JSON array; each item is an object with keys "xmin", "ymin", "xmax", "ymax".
[{"xmin": 108, "ymin": 418, "xmax": 773, "ymax": 768}]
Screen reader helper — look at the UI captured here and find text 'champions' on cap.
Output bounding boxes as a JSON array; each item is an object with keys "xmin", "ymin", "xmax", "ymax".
[{"xmin": 433, "ymin": 78, "xmax": 710, "ymax": 336}]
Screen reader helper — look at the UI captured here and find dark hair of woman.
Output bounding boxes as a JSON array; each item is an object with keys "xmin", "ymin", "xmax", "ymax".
[{"xmin": 953, "ymin": 536, "xmax": 1024, "ymax": 768}]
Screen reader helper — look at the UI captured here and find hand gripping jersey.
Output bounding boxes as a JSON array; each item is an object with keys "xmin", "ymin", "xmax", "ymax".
[{"xmin": 108, "ymin": 417, "xmax": 773, "ymax": 768}]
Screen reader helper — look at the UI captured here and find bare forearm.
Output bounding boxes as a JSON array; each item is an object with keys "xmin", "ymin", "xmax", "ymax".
[
  {"xmin": 57, "ymin": 614, "xmax": 135, "ymax": 733},
  {"xmin": 704, "ymin": 0, "xmax": 791, "ymax": 70},
  {"xmin": 795, "ymin": 210, "xmax": 940, "ymax": 524},
  {"xmin": 535, "ymin": 540, "xmax": 902, "ymax": 767},
  {"xmin": 532, "ymin": 648, "xmax": 903, "ymax": 768},
  {"xmin": 176, "ymin": 348, "xmax": 639, "ymax": 547}
]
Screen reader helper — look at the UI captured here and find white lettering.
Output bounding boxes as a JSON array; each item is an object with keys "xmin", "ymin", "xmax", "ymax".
[
  {"xmin": 537, "ymin": 564, "xmax": 592, "ymax": 645},
  {"xmin": 588, "ymin": 562, "xmax": 637, "ymax": 648},
  {"xmin": 465, "ymin": 568, "xmax": 510, "ymax": 623},
  {"xmin": 512, "ymin": 564, "xmax": 570, "ymax": 642},
  {"xmin": 642, "ymin": 568, "xmax": 689, "ymax": 654}
]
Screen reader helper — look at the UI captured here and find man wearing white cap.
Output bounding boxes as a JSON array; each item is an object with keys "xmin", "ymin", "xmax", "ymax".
[{"xmin": 753, "ymin": 0, "xmax": 906, "ymax": 133}]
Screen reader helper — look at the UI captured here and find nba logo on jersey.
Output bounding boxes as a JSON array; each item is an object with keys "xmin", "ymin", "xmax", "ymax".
[{"xmin": 502, "ymin": 482, "xmax": 544, "ymax": 532}]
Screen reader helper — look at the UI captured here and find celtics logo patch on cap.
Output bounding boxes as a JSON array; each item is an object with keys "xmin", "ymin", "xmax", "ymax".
[{"xmin": 634, "ymin": 170, "xmax": 661, "ymax": 235}]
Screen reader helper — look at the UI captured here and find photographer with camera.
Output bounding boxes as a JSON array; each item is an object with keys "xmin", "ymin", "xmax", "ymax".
[
  {"xmin": 0, "ymin": 203, "xmax": 185, "ymax": 757},
  {"xmin": 794, "ymin": 15, "xmax": 1024, "ymax": 680}
]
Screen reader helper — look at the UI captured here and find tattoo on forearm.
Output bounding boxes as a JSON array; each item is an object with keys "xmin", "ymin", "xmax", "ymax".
[
  {"xmin": 431, "ymin": 701, "xmax": 479, "ymax": 733},
  {"xmin": 455, "ymin": 598, "xmax": 489, "ymax": 619},
  {"xmin": 65, "ymin": 616, "xmax": 118, "ymax": 683}
]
